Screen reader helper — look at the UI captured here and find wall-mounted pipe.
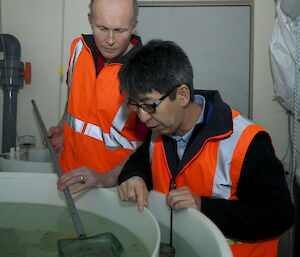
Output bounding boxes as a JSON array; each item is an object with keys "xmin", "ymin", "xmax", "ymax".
[{"xmin": 0, "ymin": 34, "xmax": 24, "ymax": 153}]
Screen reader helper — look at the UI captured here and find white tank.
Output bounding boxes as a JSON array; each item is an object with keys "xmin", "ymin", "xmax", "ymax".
[
  {"xmin": 0, "ymin": 148, "xmax": 54, "ymax": 173},
  {"xmin": 0, "ymin": 172, "xmax": 232, "ymax": 257},
  {"xmin": 0, "ymin": 172, "xmax": 160, "ymax": 256},
  {"xmin": 148, "ymin": 191, "xmax": 233, "ymax": 257}
]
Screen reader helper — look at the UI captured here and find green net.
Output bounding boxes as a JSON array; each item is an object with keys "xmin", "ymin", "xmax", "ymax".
[{"xmin": 58, "ymin": 232, "xmax": 123, "ymax": 257}]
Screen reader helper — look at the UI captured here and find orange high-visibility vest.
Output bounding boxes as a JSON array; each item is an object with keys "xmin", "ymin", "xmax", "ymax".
[
  {"xmin": 150, "ymin": 109, "xmax": 278, "ymax": 257},
  {"xmin": 59, "ymin": 35, "xmax": 140, "ymax": 173}
]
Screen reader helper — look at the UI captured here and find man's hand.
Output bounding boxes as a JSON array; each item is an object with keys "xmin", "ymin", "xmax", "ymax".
[
  {"xmin": 57, "ymin": 156, "xmax": 129, "ymax": 194},
  {"xmin": 57, "ymin": 166, "xmax": 118, "ymax": 194},
  {"xmin": 166, "ymin": 187, "xmax": 201, "ymax": 211},
  {"xmin": 47, "ymin": 126, "xmax": 64, "ymax": 153},
  {"xmin": 118, "ymin": 178, "xmax": 149, "ymax": 211}
]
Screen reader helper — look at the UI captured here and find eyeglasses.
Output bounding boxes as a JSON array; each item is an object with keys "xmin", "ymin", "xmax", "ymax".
[{"xmin": 127, "ymin": 86, "xmax": 179, "ymax": 114}]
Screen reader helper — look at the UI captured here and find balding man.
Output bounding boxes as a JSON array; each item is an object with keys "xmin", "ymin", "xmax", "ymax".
[{"xmin": 48, "ymin": 0, "xmax": 144, "ymax": 193}]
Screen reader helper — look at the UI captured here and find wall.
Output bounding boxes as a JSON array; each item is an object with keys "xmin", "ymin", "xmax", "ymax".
[
  {"xmin": 0, "ymin": 0, "xmax": 298, "ymax": 161},
  {"xmin": 0, "ymin": 0, "xmax": 64, "ymax": 151},
  {"xmin": 253, "ymin": 0, "xmax": 300, "ymax": 174},
  {"xmin": 0, "ymin": 0, "xmax": 299, "ymax": 256},
  {"xmin": 252, "ymin": 0, "xmax": 290, "ymax": 161}
]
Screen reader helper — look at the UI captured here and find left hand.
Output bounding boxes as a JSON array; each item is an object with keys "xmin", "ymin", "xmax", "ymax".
[
  {"xmin": 46, "ymin": 125, "xmax": 64, "ymax": 153},
  {"xmin": 118, "ymin": 177, "xmax": 148, "ymax": 211},
  {"xmin": 166, "ymin": 187, "xmax": 201, "ymax": 211},
  {"xmin": 57, "ymin": 166, "xmax": 117, "ymax": 194}
]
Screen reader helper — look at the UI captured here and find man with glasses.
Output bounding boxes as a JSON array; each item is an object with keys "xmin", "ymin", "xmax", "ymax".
[{"xmin": 117, "ymin": 40, "xmax": 294, "ymax": 257}]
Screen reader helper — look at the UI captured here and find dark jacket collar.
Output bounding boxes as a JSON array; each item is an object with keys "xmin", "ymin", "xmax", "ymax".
[
  {"xmin": 163, "ymin": 90, "xmax": 233, "ymax": 176},
  {"xmin": 81, "ymin": 34, "xmax": 142, "ymax": 66}
]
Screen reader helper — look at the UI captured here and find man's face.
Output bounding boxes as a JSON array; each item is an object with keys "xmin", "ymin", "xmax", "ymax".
[
  {"xmin": 89, "ymin": 0, "xmax": 136, "ymax": 63},
  {"xmin": 131, "ymin": 89, "xmax": 183, "ymax": 136}
]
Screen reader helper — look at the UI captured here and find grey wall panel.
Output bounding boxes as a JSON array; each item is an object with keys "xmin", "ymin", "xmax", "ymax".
[
  {"xmin": 61, "ymin": 1, "xmax": 253, "ymax": 116},
  {"xmin": 137, "ymin": 3, "xmax": 252, "ymax": 116}
]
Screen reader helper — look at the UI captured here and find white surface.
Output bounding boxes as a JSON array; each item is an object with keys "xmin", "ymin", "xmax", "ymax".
[
  {"xmin": 138, "ymin": 4, "xmax": 252, "ymax": 116},
  {"xmin": 0, "ymin": 172, "xmax": 160, "ymax": 257},
  {"xmin": 296, "ymin": 167, "xmax": 300, "ymax": 186},
  {"xmin": 252, "ymin": 0, "xmax": 294, "ymax": 160},
  {"xmin": 0, "ymin": 0, "xmax": 252, "ymax": 148},
  {"xmin": 0, "ymin": 0, "xmax": 64, "ymax": 150},
  {"xmin": 0, "ymin": 149, "xmax": 54, "ymax": 173},
  {"xmin": 0, "ymin": 0, "xmax": 295, "ymax": 160},
  {"xmin": 0, "ymin": 172, "xmax": 233, "ymax": 257},
  {"xmin": 270, "ymin": 0, "xmax": 300, "ymax": 117},
  {"xmin": 148, "ymin": 190, "xmax": 233, "ymax": 257}
]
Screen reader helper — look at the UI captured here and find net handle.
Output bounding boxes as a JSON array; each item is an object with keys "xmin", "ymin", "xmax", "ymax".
[{"xmin": 31, "ymin": 99, "xmax": 86, "ymax": 238}]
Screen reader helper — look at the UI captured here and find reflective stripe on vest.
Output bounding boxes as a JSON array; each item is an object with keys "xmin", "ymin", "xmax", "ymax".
[
  {"xmin": 65, "ymin": 111, "xmax": 137, "ymax": 150},
  {"xmin": 67, "ymin": 40, "xmax": 84, "ymax": 88},
  {"xmin": 149, "ymin": 112, "xmax": 278, "ymax": 257},
  {"xmin": 111, "ymin": 95, "xmax": 132, "ymax": 133},
  {"xmin": 149, "ymin": 114, "xmax": 254, "ymax": 199},
  {"xmin": 65, "ymin": 39, "xmax": 137, "ymax": 150},
  {"xmin": 213, "ymin": 115, "xmax": 253, "ymax": 199},
  {"xmin": 65, "ymin": 112, "xmax": 85, "ymax": 133}
]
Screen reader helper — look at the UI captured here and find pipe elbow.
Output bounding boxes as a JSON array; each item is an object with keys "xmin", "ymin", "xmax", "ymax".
[{"xmin": 0, "ymin": 34, "xmax": 21, "ymax": 60}]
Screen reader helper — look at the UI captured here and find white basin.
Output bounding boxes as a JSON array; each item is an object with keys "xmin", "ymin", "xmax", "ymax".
[
  {"xmin": 0, "ymin": 172, "xmax": 160, "ymax": 256},
  {"xmin": 148, "ymin": 191, "xmax": 233, "ymax": 257},
  {"xmin": 0, "ymin": 149, "xmax": 54, "ymax": 173},
  {"xmin": 0, "ymin": 172, "xmax": 233, "ymax": 257}
]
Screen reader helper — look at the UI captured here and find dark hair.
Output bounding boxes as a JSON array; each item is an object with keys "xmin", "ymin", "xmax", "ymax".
[
  {"xmin": 89, "ymin": 0, "xmax": 139, "ymax": 25},
  {"xmin": 119, "ymin": 40, "xmax": 194, "ymax": 101}
]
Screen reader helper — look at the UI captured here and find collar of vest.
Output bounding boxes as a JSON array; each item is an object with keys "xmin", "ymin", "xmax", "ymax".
[
  {"xmin": 80, "ymin": 34, "xmax": 142, "ymax": 65},
  {"xmin": 163, "ymin": 90, "xmax": 233, "ymax": 173},
  {"xmin": 194, "ymin": 90, "xmax": 232, "ymax": 137}
]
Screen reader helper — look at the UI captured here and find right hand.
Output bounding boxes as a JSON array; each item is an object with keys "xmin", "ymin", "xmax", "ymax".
[
  {"xmin": 47, "ymin": 126, "xmax": 64, "ymax": 153},
  {"xmin": 118, "ymin": 178, "xmax": 149, "ymax": 211},
  {"xmin": 57, "ymin": 166, "xmax": 118, "ymax": 194}
]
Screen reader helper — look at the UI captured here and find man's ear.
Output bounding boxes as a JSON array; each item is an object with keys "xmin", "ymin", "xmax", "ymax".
[
  {"xmin": 177, "ymin": 84, "xmax": 190, "ymax": 107},
  {"xmin": 131, "ymin": 21, "xmax": 138, "ymax": 34},
  {"xmin": 88, "ymin": 13, "xmax": 93, "ymax": 28}
]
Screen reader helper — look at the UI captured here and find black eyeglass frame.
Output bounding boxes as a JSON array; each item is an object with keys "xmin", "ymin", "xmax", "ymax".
[{"xmin": 127, "ymin": 85, "xmax": 180, "ymax": 114}]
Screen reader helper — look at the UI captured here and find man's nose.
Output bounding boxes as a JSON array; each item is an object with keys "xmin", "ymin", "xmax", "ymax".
[
  {"xmin": 138, "ymin": 109, "xmax": 152, "ymax": 123},
  {"xmin": 106, "ymin": 30, "xmax": 115, "ymax": 46}
]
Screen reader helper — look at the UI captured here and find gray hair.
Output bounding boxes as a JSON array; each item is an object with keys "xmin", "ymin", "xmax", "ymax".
[{"xmin": 89, "ymin": 0, "xmax": 139, "ymax": 25}]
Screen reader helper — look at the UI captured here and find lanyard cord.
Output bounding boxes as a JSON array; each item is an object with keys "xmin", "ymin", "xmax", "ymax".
[
  {"xmin": 170, "ymin": 207, "xmax": 174, "ymax": 248},
  {"xmin": 169, "ymin": 179, "xmax": 176, "ymax": 248}
]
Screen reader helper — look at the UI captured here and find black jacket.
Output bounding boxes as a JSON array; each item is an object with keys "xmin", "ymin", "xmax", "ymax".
[{"xmin": 118, "ymin": 90, "xmax": 294, "ymax": 241}]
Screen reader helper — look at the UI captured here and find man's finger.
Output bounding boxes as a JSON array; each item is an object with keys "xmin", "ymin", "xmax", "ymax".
[
  {"xmin": 118, "ymin": 185, "xmax": 125, "ymax": 201},
  {"xmin": 127, "ymin": 180, "xmax": 137, "ymax": 201},
  {"xmin": 136, "ymin": 188, "xmax": 145, "ymax": 211},
  {"xmin": 135, "ymin": 181, "xmax": 148, "ymax": 211}
]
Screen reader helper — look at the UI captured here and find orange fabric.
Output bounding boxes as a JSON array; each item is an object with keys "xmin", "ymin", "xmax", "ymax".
[
  {"xmin": 229, "ymin": 123, "xmax": 268, "ymax": 200},
  {"xmin": 59, "ymin": 36, "xmax": 138, "ymax": 173},
  {"xmin": 230, "ymin": 239, "xmax": 279, "ymax": 257},
  {"xmin": 151, "ymin": 110, "xmax": 278, "ymax": 257}
]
